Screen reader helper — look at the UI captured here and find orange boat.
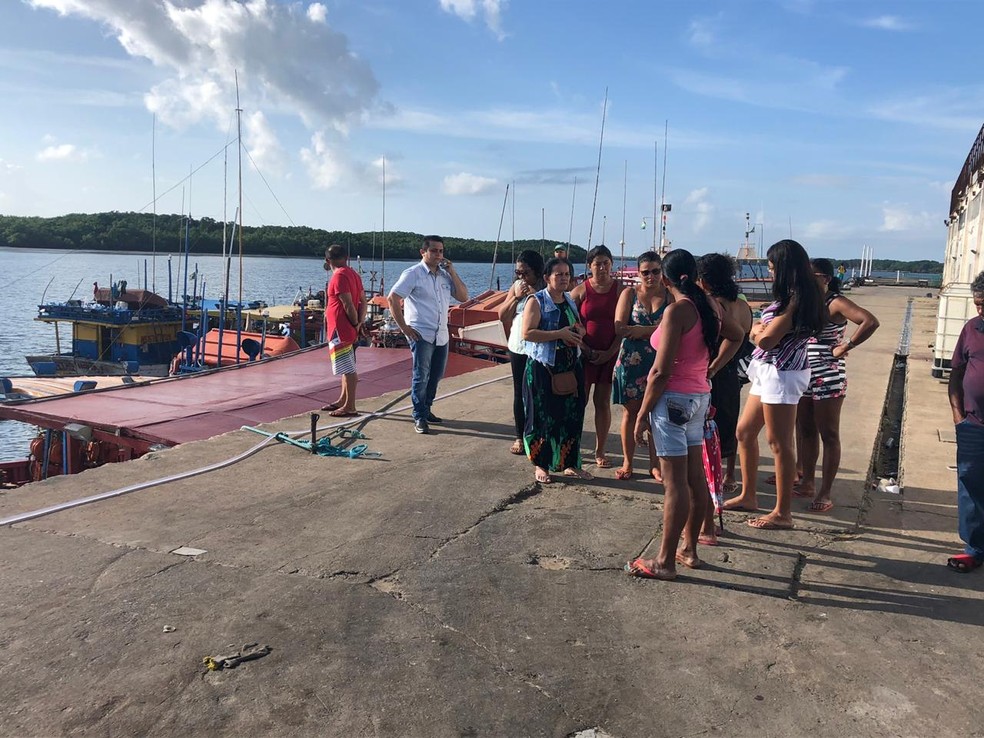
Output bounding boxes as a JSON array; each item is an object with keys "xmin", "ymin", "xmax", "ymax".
[{"xmin": 172, "ymin": 328, "xmax": 300, "ymax": 372}]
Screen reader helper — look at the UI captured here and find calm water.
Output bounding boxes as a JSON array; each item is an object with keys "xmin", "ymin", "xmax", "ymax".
[{"xmin": 0, "ymin": 247, "xmax": 524, "ymax": 461}]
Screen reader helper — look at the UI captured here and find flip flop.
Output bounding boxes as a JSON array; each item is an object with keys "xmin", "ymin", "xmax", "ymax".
[
  {"xmin": 563, "ymin": 467, "xmax": 594, "ymax": 480},
  {"xmin": 328, "ymin": 409, "xmax": 359, "ymax": 417},
  {"xmin": 595, "ymin": 457, "xmax": 613, "ymax": 468},
  {"xmin": 509, "ymin": 439, "xmax": 525, "ymax": 455},
  {"xmin": 808, "ymin": 500, "xmax": 834, "ymax": 513},
  {"xmin": 792, "ymin": 487, "xmax": 813, "ymax": 499},
  {"xmin": 321, "ymin": 402, "xmax": 341, "ymax": 411},
  {"xmin": 723, "ymin": 500, "xmax": 759, "ymax": 512},
  {"xmin": 946, "ymin": 553, "xmax": 982, "ymax": 573},
  {"xmin": 747, "ymin": 517, "xmax": 794, "ymax": 530},
  {"xmin": 615, "ymin": 469, "xmax": 632, "ymax": 480},
  {"xmin": 722, "ymin": 482, "xmax": 739, "ymax": 495},
  {"xmin": 697, "ymin": 534, "xmax": 719, "ymax": 547},
  {"xmin": 624, "ymin": 558, "xmax": 676, "ymax": 581},
  {"xmin": 535, "ymin": 470, "xmax": 553, "ymax": 485}
]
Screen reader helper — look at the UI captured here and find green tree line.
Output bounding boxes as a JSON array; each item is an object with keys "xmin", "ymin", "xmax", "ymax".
[
  {"xmin": 0, "ymin": 212, "xmax": 943, "ymax": 272},
  {"xmin": 0, "ymin": 212, "xmax": 586, "ymax": 263}
]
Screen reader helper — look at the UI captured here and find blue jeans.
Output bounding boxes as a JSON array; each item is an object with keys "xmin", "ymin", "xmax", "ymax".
[
  {"xmin": 409, "ymin": 338, "xmax": 449, "ymax": 420},
  {"xmin": 956, "ymin": 419, "xmax": 984, "ymax": 559}
]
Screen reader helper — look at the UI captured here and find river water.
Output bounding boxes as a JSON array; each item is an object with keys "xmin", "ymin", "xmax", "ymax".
[
  {"xmin": 0, "ymin": 247, "xmax": 529, "ymax": 461},
  {"xmin": 0, "ymin": 247, "xmax": 942, "ymax": 462}
]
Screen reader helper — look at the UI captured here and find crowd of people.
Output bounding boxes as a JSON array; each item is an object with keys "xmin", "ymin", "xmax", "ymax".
[{"xmin": 323, "ymin": 237, "xmax": 984, "ymax": 578}]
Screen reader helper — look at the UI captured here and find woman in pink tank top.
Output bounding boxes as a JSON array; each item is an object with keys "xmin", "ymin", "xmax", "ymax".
[{"xmin": 625, "ymin": 249, "xmax": 743, "ymax": 581}]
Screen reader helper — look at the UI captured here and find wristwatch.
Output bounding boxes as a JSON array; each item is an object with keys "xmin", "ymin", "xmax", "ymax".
[{"xmin": 845, "ymin": 339, "xmax": 856, "ymax": 350}]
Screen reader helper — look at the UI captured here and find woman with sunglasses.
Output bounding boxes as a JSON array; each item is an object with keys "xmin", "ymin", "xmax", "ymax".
[
  {"xmin": 612, "ymin": 251, "xmax": 668, "ymax": 481},
  {"xmin": 795, "ymin": 258, "xmax": 879, "ymax": 512},
  {"xmin": 724, "ymin": 239, "xmax": 825, "ymax": 530},
  {"xmin": 498, "ymin": 250, "xmax": 546, "ymax": 455},
  {"xmin": 521, "ymin": 257, "xmax": 591, "ymax": 484}
]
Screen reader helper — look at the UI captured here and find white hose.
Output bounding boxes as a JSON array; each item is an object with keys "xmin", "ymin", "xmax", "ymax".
[{"xmin": 0, "ymin": 373, "xmax": 508, "ymax": 527}]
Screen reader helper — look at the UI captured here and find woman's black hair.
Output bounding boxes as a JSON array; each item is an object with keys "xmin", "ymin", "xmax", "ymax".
[
  {"xmin": 766, "ymin": 239, "xmax": 825, "ymax": 335},
  {"xmin": 810, "ymin": 257, "xmax": 841, "ymax": 295},
  {"xmin": 543, "ymin": 256, "xmax": 573, "ymax": 279},
  {"xmin": 517, "ymin": 249, "xmax": 545, "ymax": 283},
  {"xmin": 696, "ymin": 253, "xmax": 740, "ymax": 301},
  {"xmin": 585, "ymin": 244, "xmax": 613, "ymax": 265},
  {"xmin": 662, "ymin": 249, "xmax": 719, "ymax": 356},
  {"xmin": 636, "ymin": 251, "xmax": 661, "ymax": 267}
]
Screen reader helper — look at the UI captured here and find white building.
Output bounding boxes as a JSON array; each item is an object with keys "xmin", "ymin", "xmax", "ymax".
[{"xmin": 934, "ymin": 124, "xmax": 984, "ymax": 377}]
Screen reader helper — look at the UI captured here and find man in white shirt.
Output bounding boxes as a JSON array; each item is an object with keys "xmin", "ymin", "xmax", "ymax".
[{"xmin": 387, "ymin": 236, "xmax": 468, "ymax": 434}]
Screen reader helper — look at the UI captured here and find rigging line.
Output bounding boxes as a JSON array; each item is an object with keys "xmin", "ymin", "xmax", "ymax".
[
  {"xmin": 242, "ymin": 144, "xmax": 296, "ymax": 226},
  {"xmin": 134, "ymin": 141, "xmax": 233, "ymax": 214},
  {"xmin": 2, "ymin": 249, "xmax": 88, "ymax": 290},
  {"xmin": 586, "ymin": 86, "xmax": 608, "ymax": 250}
]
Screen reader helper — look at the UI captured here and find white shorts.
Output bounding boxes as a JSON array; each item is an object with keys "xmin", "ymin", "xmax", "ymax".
[{"xmin": 747, "ymin": 358, "xmax": 810, "ymax": 405}]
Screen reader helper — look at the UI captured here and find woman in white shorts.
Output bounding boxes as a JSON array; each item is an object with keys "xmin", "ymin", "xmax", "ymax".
[
  {"xmin": 625, "ymin": 250, "xmax": 742, "ymax": 581},
  {"xmin": 723, "ymin": 239, "xmax": 825, "ymax": 531}
]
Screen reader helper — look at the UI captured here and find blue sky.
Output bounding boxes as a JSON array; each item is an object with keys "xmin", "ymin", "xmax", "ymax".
[{"xmin": 1, "ymin": 0, "xmax": 982, "ymax": 262}]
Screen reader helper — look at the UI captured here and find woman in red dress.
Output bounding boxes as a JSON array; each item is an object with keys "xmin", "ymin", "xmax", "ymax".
[{"xmin": 571, "ymin": 245, "xmax": 621, "ymax": 468}]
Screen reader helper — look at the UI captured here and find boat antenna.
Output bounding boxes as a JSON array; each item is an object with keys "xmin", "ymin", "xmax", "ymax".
[
  {"xmin": 151, "ymin": 113, "xmax": 157, "ymax": 292},
  {"xmin": 489, "ymin": 183, "xmax": 510, "ymax": 291},
  {"xmin": 236, "ymin": 70, "xmax": 244, "ymax": 305},
  {"xmin": 568, "ymin": 176, "xmax": 577, "ymax": 247},
  {"xmin": 620, "ymin": 159, "xmax": 627, "ymax": 270},
  {"xmin": 586, "ymin": 86, "xmax": 608, "ymax": 251}
]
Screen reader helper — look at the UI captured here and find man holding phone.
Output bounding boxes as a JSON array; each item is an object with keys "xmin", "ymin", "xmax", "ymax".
[{"xmin": 388, "ymin": 235, "xmax": 468, "ymax": 434}]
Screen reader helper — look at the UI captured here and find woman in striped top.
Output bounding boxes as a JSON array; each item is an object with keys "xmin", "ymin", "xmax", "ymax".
[
  {"xmin": 795, "ymin": 258, "xmax": 879, "ymax": 512},
  {"xmin": 724, "ymin": 239, "xmax": 825, "ymax": 530}
]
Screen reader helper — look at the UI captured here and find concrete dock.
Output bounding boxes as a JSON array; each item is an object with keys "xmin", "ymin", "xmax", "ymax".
[{"xmin": 0, "ymin": 287, "xmax": 980, "ymax": 737}]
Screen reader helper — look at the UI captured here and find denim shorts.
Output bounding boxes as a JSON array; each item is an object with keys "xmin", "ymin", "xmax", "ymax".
[{"xmin": 649, "ymin": 391, "xmax": 711, "ymax": 457}]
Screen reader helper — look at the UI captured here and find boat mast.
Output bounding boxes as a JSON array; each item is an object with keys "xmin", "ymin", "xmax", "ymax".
[
  {"xmin": 151, "ymin": 114, "xmax": 157, "ymax": 293},
  {"xmin": 381, "ymin": 155, "xmax": 386, "ymax": 293},
  {"xmin": 568, "ymin": 176, "xmax": 577, "ymax": 248},
  {"xmin": 489, "ymin": 183, "xmax": 509, "ymax": 291},
  {"xmin": 586, "ymin": 87, "xmax": 608, "ymax": 250},
  {"xmin": 652, "ymin": 141, "xmax": 658, "ymax": 251},
  {"xmin": 236, "ymin": 71, "xmax": 244, "ymax": 305},
  {"xmin": 659, "ymin": 121, "xmax": 668, "ymax": 255},
  {"xmin": 620, "ymin": 159, "xmax": 627, "ymax": 269}
]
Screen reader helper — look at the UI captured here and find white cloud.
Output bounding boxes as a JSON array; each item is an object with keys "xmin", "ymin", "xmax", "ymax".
[
  {"xmin": 307, "ymin": 3, "xmax": 327, "ymax": 24},
  {"xmin": 29, "ymin": 0, "xmax": 380, "ymax": 134},
  {"xmin": 300, "ymin": 131, "xmax": 348, "ymax": 189},
  {"xmin": 802, "ymin": 220, "xmax": 855, "ymax": 239},
  {"xmin": 371, "ymin": 156, "xmax": 402, "ymax": 188},
  {"xmin": 859, "ymin": 15, "xmax": 914, "ymax": 32},
  {"xmin": 37, "ymin": 143, "xmax": 87, "ymax": 162},
  {"xmin": 0, "ymin": 159, "xmax": 23, "ymax": 173},
  {"xmin": 684, "ymin": 187, "xmax": 714, "ymax": 233},
  {"xmin": 439, "ymin": 0, "xmax": 507, "ymax": 39},
  {"xmin": 442, "ymin": 172, "xmax": 499, "ymax": 196},
  {"xmin": 878, "ymin": 205, "xmax": 935, "ymax": 233},
  {"xmin": 244, "ymin": 110, "xmax": 286, "ymax": 176}
]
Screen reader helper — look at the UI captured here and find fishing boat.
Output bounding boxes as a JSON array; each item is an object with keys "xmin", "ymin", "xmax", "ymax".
[{"xmin": 27, "ymin": 281, "xmax": 185, "ymax": 377}]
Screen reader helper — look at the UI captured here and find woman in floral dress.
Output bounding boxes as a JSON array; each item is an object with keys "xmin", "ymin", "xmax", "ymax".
[{"xmin": 612, "ymin": 251, "xmax": 668, "ymax": 480}]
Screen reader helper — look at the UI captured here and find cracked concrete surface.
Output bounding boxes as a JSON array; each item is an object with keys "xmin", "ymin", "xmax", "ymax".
[{"xmin": 1, "ymin": 288, "xmax": 982, "ymax": 737}]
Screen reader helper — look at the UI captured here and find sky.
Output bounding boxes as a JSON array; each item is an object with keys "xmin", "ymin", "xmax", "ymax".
[{"xmin": 1, "ymin": 0, "xmax": 983, "ymax": 263}]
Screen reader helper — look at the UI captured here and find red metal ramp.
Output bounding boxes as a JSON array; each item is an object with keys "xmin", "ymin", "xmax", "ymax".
[{"xmin": 0, "ymin": 346, "xmax": 493, "ymax": 449}]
